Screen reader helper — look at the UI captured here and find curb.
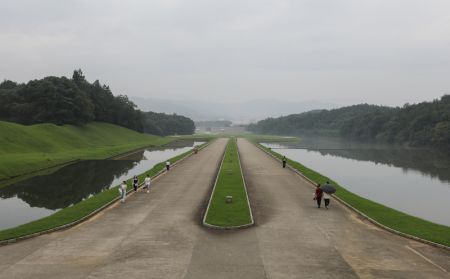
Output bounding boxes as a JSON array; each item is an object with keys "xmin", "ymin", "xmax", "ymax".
[
  {"xmin": 203, "ymin": 139, "xmax": 254, "ymax": 230},
  {"xmin": 0, "ymin": 140, "xmax": 212, "ymax": 246},
  {"xmin": 252, "ymin": 141, "xmax": 450, "ymax": 251}
]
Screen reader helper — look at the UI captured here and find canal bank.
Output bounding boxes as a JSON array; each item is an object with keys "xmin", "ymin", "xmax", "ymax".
[
  {"xmin": 253, "ymin": 140, "xmax": 450, "ymax": 248},
  {"xmin": 0, "ymin": 121, "xmax": 174, "ymax": 182},
  {"xmin": 0, "ymin": 140, "xmax": 211, "ymax": 243}
]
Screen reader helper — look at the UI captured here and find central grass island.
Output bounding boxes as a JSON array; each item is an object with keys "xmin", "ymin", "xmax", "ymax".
[{"xmin": 203, "ymin": 138, "xmax": 253, "ymax": 229}]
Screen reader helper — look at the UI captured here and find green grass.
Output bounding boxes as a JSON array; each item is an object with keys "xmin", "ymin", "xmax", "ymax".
[
  {"xmin": 0, "ymin": 121, "xmax": 173, "ymax": 180},
  {"xmin": 254, "ymin": 141, "xmax": 450, "ymax": 247},
  {"xmin": 204, "ymin": 138, "xmax": 253, "ymax": 227},
  {"xmin": 0, "ymin": 141, "xmax": 211, "ymax": 241}
]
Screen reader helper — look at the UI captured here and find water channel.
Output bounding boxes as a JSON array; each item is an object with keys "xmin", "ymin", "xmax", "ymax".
[
  {"xmin": 0, "ymin": 140, "xmax": 204, "ymax": 230},
  {"xmin": 262, "ymin": 137, "xmax": 450, "ymax": 226}
]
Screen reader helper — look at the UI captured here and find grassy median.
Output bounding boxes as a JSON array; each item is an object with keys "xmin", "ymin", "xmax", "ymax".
[
  {"xmin": 255, "ymin": 142, "xmax": 450, "ymax": 247},
  {"xmin": 0, "ymin": 141, "xmax": 210, "ymax": 242},
  {"xmin": 204, "ymin": 138, "xmax": 253, "ymax": 228}
]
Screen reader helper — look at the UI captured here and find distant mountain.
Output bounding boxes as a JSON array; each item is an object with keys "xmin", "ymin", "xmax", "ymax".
[{"xmin": 130, "ymin": 96, "xmax": 335, "ymax": 123}]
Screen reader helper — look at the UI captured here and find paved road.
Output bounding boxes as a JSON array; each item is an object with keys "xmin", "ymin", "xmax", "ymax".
[
  {"xmin": 238, "ymin": 138, "xmax": 450, "ymax": 279},
  {"xmin": 0, "ymin": 139, "xmax": 229, "ymax": 278},
  {"xmin": 0, "ymin": 138, "xmax": 449, "ymax": 279}
]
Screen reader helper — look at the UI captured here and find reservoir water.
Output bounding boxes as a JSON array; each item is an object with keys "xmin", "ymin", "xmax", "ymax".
[
  {"xmin": 0, "ymin": 140, "xmax": 204, "ymax": 231},
  {"xmin": 262, "ymin": 137, "xmax": 450, "ymax": 226}
]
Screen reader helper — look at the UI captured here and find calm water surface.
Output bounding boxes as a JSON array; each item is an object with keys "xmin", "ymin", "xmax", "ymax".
[
  {"xmin": 0, "ymin": 141, "xmax": 204, "ymax": 230},
  {"xmin": 262, "ymin": 137, "xmax": 450, "ymax": 226}
]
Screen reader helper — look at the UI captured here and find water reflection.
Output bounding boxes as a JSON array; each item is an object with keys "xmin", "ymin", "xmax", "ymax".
[
  {"xmin": 268, "ymin": 136, "xmax": 450, "ymax": 184},
  {"xmin": 0, "ymin": 140, "xmax": 203, "ymax": 230},
  {"xmin": 315, "ymin": 149, "xmax": 450, "ymax": 183},
  {"xmin": 262, "ymin": 136, "xmax": 450, "ymax": 226},
  {"xmin": 0, "ymin": 160, "xmax": 136, "ymax": 210}
]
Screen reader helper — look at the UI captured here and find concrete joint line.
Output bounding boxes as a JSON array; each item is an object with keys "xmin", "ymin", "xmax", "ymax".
[
  {"xmin": 405, "ymin": 245, "xmax": 448, "ymax": 273},
  {"xmin": 253, "ymin": 142, "xmax": 450, "ymax": 251},
  {"xmin": 203, "ymin": 139, "xmax": 254, "ymax": 230},
  {"xmin": 0, "ymin": 140, "xmax": 213, "ymax": 246}
]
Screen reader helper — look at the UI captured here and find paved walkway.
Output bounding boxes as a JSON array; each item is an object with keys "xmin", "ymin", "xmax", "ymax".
[
  {"xmin": 0, "ymin": 138, "xmax": 449, "ymax": 279},
  {"xmin": 238, "ymin": 138, "xmax": 450, "ymax": 279}
]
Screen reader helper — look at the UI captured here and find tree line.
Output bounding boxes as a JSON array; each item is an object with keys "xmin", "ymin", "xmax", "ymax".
[
  {"xmin": 0, "ymin": 70, "xmax": 195, "ymax": 136},
  {"xmin": 247, "ymin": 95, "xmax": 450, "ymax": 149}
]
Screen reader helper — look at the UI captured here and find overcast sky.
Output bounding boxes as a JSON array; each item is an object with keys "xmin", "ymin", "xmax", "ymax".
[{"xmin": 1, "ymin": 0, "xmax": 450, "ymax": 107}]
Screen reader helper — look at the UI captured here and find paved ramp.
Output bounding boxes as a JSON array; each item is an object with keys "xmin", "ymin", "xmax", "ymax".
[{"xmin": 0, "ymin": 138, "xmax": 449, "ymax": 279}]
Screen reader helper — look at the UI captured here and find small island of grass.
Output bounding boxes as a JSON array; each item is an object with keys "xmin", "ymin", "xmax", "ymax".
[{"xmin": 203, "ymin": 138, "xmax": 253, "ymax": 228}]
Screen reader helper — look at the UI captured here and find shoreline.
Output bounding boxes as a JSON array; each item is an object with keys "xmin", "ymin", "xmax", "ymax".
[{"xmin": 252, "ymin": 140, "xmax": 450, "ymax": 249}]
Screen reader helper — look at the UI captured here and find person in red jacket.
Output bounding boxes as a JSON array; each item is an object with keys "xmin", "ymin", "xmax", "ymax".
[{"xmin": 314, "ymin": 184, "xmax": 323, "ymax": 208}]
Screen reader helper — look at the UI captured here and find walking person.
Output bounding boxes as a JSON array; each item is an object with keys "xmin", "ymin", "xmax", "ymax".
[
  {"xmin": 144, "ymin": 174, "xmax": 151, "ymax": 193},
  {"xmin": 133, "ymin": 175, "xmax": 139, "ymax": 192},
  {"xmin": 323, "ymin": 181, "xmax": 333, "ymax": 209},
  {"xmin": 282, "ymin": 156, "xmax": 287, "ymax": 168},
  {"xmin": 313, "ymin": 184, "xmax": 323, "ymax": 208},
  {"xmin": 323, "ymin": 192, "xmax": 331, "ymax": 209},
  {"xmin": 166, "ymin": 161, "xmax": 171, "ymax": 171},
  {"xmin": 119, "ymin": 181, "xmax": 127, "ymax": 203}
]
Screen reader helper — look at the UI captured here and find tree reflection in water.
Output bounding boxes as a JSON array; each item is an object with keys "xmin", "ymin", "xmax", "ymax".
[
  {"xmin": 0, "ymin": 159, "xmax": 138, "ymax": 210},
  {"xmin": 276, "ymin": 136, "xmax": 450, "ymax": 184}
]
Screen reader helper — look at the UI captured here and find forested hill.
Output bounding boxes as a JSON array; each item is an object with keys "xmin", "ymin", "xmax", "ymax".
[
  {"xmin": 143, "ymin": 112, "xmax": 195, "ymax": 136},
  {"xmin": 247, "ymin": 104, "xmax": 394, "ymax": 136},
  {"xmin": 247, "ymin": 95, "xmax": 450, "ymax": 149},
  {"xmin": 0, "ymin": 70, "xmax": 195, "ymax": 136}
]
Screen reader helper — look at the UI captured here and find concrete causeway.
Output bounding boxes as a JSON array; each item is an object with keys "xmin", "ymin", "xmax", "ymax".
[{"xmin": 0, "ymin": 138, "xmax": 449, "ymax": 279}]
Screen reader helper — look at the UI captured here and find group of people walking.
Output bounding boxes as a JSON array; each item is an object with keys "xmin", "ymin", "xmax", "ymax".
[
  {"xmin": 281, "ymin": 156, "xmax": 334, "ymax": 209},
  {"xmin": 118, "ymin": 174, "xmax": 153, "ymax": 203},
  {"xmin": 314, "ymin": 182, "xmax": 332, "ymax": 209},
  {"xmin": 118, "ymin": 160, "xmax": 173, "ymax": 203}
]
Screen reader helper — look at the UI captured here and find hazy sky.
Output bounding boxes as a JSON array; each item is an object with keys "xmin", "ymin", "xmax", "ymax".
[{"xmin": 1, "ymin": 0, "xmax": 450, "ymax": 107}]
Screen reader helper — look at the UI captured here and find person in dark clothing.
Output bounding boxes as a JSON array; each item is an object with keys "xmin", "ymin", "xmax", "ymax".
[
  {"xmin": 133, "ymin": 175, "xmax": 139, "ymax": 192},
  {"xmin": 282, "ymin": 156, "xmax": 287, "ymax": 168},
  {"xmin": 166, "ymin": 161, "xmax": 170, "ymax": 171},
  {"xmin": 314, "ymin": 184, "xmax": 323, "ymax": 208}
]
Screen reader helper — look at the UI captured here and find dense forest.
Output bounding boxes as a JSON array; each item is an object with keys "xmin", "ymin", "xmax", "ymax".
[
  {"xmin": 247, "ymin": 95, "xmax": 450, "ymax": 149},
  {"xmin": 143, "ymin": 112, "xmax": 195, "ymax": 136},
  {"xmin": 0, "ymin": 70, "xmax": 195, "ymax": 136}
]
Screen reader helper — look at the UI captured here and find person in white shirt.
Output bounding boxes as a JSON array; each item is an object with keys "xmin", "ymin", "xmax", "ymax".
[
  {"xmin": 119, "ymin": 181, "xmax": 127, "ymax": 203},
  {"xmin": 144, "ymin": 174, "xmax": 151, "ymax": 193},
  {"xmin": 323, "ymin": 192, "xmax": 331, "ymax": 209}
]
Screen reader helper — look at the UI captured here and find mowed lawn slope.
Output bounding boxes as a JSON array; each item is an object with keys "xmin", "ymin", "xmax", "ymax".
[{"xmin": 0, "ymin": 121, "xmax": 172, "ymax": 180}]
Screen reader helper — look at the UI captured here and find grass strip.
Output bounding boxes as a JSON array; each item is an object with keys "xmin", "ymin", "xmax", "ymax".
[
  {"xmin": 0, "ymin": 141, "xmax": 210, "ymax": 242},
  {"xmin": 253, "ymin": 141, "xmax": 450, "ymax": 247},
  {"xmin": 204, "ymin": 138, "xmax": 253, "ymax": 228}
]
